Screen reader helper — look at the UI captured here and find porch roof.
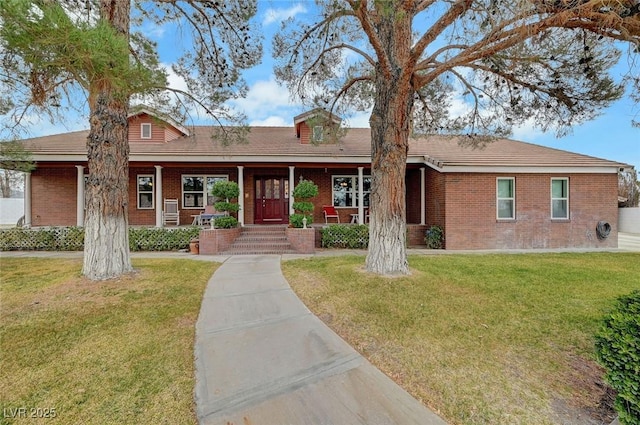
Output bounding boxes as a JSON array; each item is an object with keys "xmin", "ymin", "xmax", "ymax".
[{"xmin": 20, "ymin": 125, "xmax": 630, "ymax": 173}]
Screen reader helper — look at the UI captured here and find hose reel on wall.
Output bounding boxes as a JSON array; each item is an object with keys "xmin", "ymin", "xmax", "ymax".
[{"xmin": 596, "ymin": 221, "xmax": 611, "ymax": 240}]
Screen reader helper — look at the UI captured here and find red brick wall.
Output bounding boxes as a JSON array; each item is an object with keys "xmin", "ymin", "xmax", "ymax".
[
  {"xmin": 425, "ymin": 167, "xmax": 446, "ymax": 230},
  {"xmin": 199, "ymin": 227, "xmax": 242, "ymax": 254},
  {"xmin": 156, "ymin": 166, "xmax": 238, "ymax": 225},
  {"xmin": 31, "ymin": 167, "xmax": 78, "ymax": 226},
  {"xmin": 407, "ymin": 225, "xmax": 428, "ymax": 246},
  {"xmin": 129, "ymin": 167, "xmax": 156, "ymax": 226},
  {"xmin": 406, "ymin": 168, "xmax": 422, "ymax": 224},
  {"xmin": 297, "ymin": 167, "xmax": 376, "ymax": 224},
  {"xmin": 286, "ymin": 227, "xmax": 315, "ymax": 253},
  {"xmin": 30, "ymin": 163, "xmax": 620, "ymax": 251},
  {"xmin": 442, "ymin": 173, "xmax": 619, "ymax": 249}
]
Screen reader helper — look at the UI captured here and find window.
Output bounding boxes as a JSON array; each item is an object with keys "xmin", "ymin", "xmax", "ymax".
[
  {"xmin": 181, "ymin": 175, "xmax": 228, "ymax": 208},
  {"xmin": 332, "ymin": 175, "xmax": 371, "ymax": 207},
  {"xmin": 312, "ymin": 125, "xmax": 323, "ymax": 142},
  {"xmin": 137, "ymin": 175, "xmax": 154, "ymax": 209},
  {"xmin": 141, "ymin": 123, "xmax": 152, "ymax": 139},
  {"xmin": 551, "ymin": 178, "xmax": 569, "ymax": 219},
  {"xmin": 496, "ymin": 178, "xmax": 515, "ymax": 219}
]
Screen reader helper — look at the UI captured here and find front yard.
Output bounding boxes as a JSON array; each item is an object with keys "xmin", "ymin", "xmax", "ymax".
[
  {"xmin": 282, "ymin": 253, "xmax": 640, "ymax": 425},
  {"xmin": 2, "ymin": 253, "xmax": 637, "ymax": 425},
  {"xmin": 0, "ymin": 258, "xmax": 216, "ymax": 425}
]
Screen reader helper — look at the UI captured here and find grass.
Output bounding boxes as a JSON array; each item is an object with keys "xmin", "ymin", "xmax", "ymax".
[
  {"xmin": 0, "ymin": 258, "xmax": 217, "ymax": 425},
  {"xmin": 282, "ymin": 253, "xmax": 640, "ymax": 425}
]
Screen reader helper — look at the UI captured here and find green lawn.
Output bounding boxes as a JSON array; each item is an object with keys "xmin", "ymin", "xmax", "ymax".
[
  {"xmin": 282, "ymin": 253, "xmax": 640, "ymax": 425},
  {"xmin": 0, "ymin": 258, "xmax": 217, "ymax": 425}
]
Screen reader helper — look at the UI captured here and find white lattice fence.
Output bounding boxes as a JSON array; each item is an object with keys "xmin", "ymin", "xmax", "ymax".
[
  {"xmin": 320, "ymin": 224, "xmax": 369, "ymax": 249},
  {"xmin": 0, "ymin": 227, "xmax": 201, "ymax": 251}
]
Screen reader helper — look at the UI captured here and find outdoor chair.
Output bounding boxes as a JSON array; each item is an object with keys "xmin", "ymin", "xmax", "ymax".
[
  {"xmin": 323, "ymin": 205, "xmax": 340, "ymax": 223},
  {"xmin": 162, "ymin": 198, "xmax": 180, "ymax": 226},
  {"xmin": 199, "ymin": 204, "xmax": 227, "ymax": 227}
]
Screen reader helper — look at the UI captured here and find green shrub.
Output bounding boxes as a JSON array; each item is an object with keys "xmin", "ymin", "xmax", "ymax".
[
  {"xmin": 0, "ymin": 227, "xmax": 200, "ymax": 252},
  {"xmin": 0, "ymin": 227, "xmax": 85, "ymax": 251},
  {"xmin": 425, "ymin": 225, "xmax": 444, "ymax": 249},
  {"xmin": 214, "ymin": 201, "xmax": 240, "ymax": 213},
  {"xmin": 213, "ymin": 216, "xmax": 238, "ymax": 229},
  {"xmin": 129, "ymin": 227, "xmax": 201, "ymax": 251},
  {"xmin": 321, "ymin": 224, "xmax": 369, "ymax": 249},
  {"xmin": 595, "ymin": 290, "xmax": 640, "ymax": 425},
  {"xmin": 291, "ymin": 201, "xmax": 314, "ymax": 215},
  {"xmin": 211, "ymin": 181, "xmax": 240, "ymax": 220},
  {"xmin": 290, "ymin": 179, "xmax": 319, "ymax": 228},
  {"xmin": 292, "ymin": 180, "xmax": 319, "ymax": 200},
  {"xmin": 289, "ymin": 213, "xmax": 313, "ymax": 228},
  {"xmin": 211, "ymin": 180, "xmax": 240, "ymax": 200}
]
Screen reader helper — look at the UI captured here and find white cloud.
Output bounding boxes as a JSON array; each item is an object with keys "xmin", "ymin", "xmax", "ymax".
[
  {"xmin": 140, "ymin": 23, "xmax": 166, "ymax": 39},
  {"xmin": 511, "ymin": 118, "xmax": 546, "ymax": 141},
  {"xmin": 345, "ymin": 111, "xmax": 371, "ymax": 128},
  {"xmin": 263, "ymin": 4, "xmax": 307, "ymax": 26},
  {"xmin": 229, "ymin": 76, "xmax": 298, "ymax": 118},
  {"xmin": 14, "ymin": 110, "xmax": 88, "ymax": 138},
  {"xmin": 163, "ymin": 64, "xmax": 189, "ymax": 92},
  {"xmin": 249, "ymin": 116, "xmax": 289, "ymax": 126}
]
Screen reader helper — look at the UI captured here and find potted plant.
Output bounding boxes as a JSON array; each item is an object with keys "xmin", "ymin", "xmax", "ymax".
[
  {"xmin": 211, "ymin": 180, "xmax": 240, "ymax": 228},
  {"xmin": 290, "ymin": 179, "xmax": 318, "ymax": 228}
]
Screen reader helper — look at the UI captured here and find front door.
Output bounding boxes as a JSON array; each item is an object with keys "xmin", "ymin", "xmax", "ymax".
[{"xmin": 254, "ymin": 177, "xmax": 289, "ymax": 224}]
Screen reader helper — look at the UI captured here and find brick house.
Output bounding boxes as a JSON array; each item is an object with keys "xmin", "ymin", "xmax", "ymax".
[{"xmin": 18, "ymin": 107, "xmax": 630, "ymax": 249}]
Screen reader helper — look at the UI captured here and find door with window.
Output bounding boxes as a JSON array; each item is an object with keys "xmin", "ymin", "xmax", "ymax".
[{"xmin": 254, "ymin": 177, "xmax": 289, "ymax": 224}]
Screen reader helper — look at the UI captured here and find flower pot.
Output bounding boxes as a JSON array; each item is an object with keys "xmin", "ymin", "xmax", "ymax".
[{"xmin": 189, "ymin": 239, "xmax": 199, "ymax": 255}]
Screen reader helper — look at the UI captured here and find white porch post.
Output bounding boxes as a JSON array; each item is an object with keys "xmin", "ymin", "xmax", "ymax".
[
  {"xmin": 357, "ymin": 166, "xmax": 364, "ymax": 224},
  {"xmin": 23, "ymin": 172, "xmax": 31, "ymax": 227},
  {"xmin": 237, "ymin": 166, "xmax": 245, "ymax": 226},
  {"xmin": 75, "ymin": 165, "xmax": 84, "ymax": 226},
  {"xmin": 154, "ymin": 165, "xmax": 163, "ymax": 227},
  {"xmin": 289, "ymin": 166, "xmax": 295, "ymax": 215},
  {"xmin": 420, "ymin": 167, "xmax": 426, "ymax": 225}
]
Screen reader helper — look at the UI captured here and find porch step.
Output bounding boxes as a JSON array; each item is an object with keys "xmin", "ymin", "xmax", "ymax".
[{"xmin": 223, "ymin": 225, "xmax": 297, "ymax": 255}]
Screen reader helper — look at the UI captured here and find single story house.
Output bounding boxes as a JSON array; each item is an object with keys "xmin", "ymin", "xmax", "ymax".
[{"xmin": 17, "ymin": 107, "xmax": 630, "ymax": 249}]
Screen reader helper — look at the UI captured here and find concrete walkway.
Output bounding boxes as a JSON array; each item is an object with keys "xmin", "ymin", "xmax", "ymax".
[{"xmin": 193, "ymin": 255, "xmax": 446, "ymax": 425}]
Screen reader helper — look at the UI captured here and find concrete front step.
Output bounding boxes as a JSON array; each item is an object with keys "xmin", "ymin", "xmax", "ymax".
[
  {"xmin": 236, "ymin": 233, "xmax": 287, "ymax": 241},
  {"xmin": 223, "ymin": 226, "xmax": 294, "ymax": 255},
  {"xmin": 224, "ymin": 250, "xmax": 298, "ymax": 255}
]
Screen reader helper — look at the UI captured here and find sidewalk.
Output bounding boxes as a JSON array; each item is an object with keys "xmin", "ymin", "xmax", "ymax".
[{"xmin": 193, "ymin": 255, "xmax": 447, "ymax": 425}]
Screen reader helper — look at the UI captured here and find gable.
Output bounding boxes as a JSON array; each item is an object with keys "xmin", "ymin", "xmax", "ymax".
[
  {"xmin": 293, "ymin": 108, "xmax": 342, "ymax": 144},
  {"xmin": 127, "ymin": 108, "xmax": 189, "ymax": 143}
]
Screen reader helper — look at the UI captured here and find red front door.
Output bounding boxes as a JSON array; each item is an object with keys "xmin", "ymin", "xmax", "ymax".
[{"xmin": 254, "ymin": 177, "xmax": 289, "ymax": 224}]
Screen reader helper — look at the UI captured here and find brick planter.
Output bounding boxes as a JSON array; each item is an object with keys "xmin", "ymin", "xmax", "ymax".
[
  {"xmin": 199, "ymin": 227, "xmax": 242, "ymax": 255},
  {"xmin": 286, "ymin": 227, "xmax": 316, "ymax": 254}
]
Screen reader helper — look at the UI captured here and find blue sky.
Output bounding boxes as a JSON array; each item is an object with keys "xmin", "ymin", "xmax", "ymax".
[{"xmin": 24, "ymin": 1, "xmax": 640, "ymax": 170}]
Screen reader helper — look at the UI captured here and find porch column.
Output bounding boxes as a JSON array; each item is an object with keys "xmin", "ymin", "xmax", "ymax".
[
  {"xmin": 75, "ymin": 165, "xmax": 84, "ymax": 226},
  {"xmin": 357, "ymin": 166, "xmax": 364, "ymax": 225},
  {"xmin": 420, "ymin": 167, "xmax": 426, "ymax": 225},
  {"xmin": 237, "ymin": 166, "xmax": 245, "ymax": 226},
  {"xmin": 154, "ymin": 165, "xmax": 163, "ymax": 227},
  {"xmin": 23, "ymin": 172, "xmax": 31, "ymax": 228},
  {"xmin": 289, "ymin": 166, "xmax": 295, "ymax": 215}
]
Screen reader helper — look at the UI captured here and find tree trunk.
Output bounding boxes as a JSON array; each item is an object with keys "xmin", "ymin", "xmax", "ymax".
[
  {"xmin": 364, "ymin": 9, "xmax": 414, "ymax": 275},
  {"xmin": 0, "ymin": 171, "xmax": 11, "ymax": 197},
  {"xmin": 82, "ymin": 0, "xmax": 132, "ymax": 280}
]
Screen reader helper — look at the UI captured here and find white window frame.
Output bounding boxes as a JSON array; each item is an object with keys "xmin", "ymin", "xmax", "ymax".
[
  {"xmin": 141, "ymin": 123, "xmax": 152, "ymax": 139},
  {"xmin": 137, "ymin": 175, "xmax": 154, "ymax": 209},
  {"xmin": 496, "ymin": 177, "xmax": 515, "ymax": 220},
  {"xmin": 312, "ymin": 125, "xmax": 323, "ymax": 142},
  {"xmin": 332, "ymin": 175, "xmax": 371, "ymax": 208},
  {"xmin": 551, "ymin": 177, "xmax": 569, "ymax": 219},
  {"xmin": 181, "ymin": 174, "xmax": 228, "ymax": 209}
]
